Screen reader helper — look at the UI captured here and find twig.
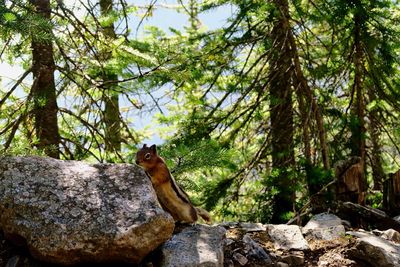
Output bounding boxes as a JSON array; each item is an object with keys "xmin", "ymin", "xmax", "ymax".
[
  {"xmin": 286, "ymin": 178, "xmax": 337, "ymax": 225},
  {"xmin": 0, "ymin": 67, "xmax": 32, "ymax": 109}
]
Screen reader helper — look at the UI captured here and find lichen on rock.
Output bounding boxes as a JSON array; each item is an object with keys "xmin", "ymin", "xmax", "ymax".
[{"xmin": 0, "ymin": 156, "xmax": 175, "ymax": 265}]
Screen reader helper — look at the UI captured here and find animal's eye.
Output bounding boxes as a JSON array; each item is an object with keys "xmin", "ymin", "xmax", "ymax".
[{"xmin": 145, "ymin": 153, "xmax": 151, "ymax": 160}]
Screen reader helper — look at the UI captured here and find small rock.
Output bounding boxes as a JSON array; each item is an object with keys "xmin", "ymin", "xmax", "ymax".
[
  {"xmin": 280, "ymin": 251, "xmax": 304, "ymax": 266},
  {"xmin": 159, "ymin": 224, "xmax": 226, "ymax": 267},
  {"xmin": 239, "ymin": 222, "xmax": 266, "ymax": 232},
  {"xmin": 381, "ymin": 229, "xmax": 400, "ymax": 243},
  {"xmin": 225, "ymin": 259, "xmax": 234, "ymax": 267},
  {"xmin": 220, "ymin": 222, "xmax": 266, "ymax": 232},
  {"xmin": 219, "ymin": 222, "xmax": 239, "ymax": 229},
  {"xmin": 302, "ymin": 213, "xmax": 345, "ymax": 240},
  {"xmin": 341, "ymin": 219, "xmax": 352, "ymax": 230},
  {"xmin": 225, "ymin": 238, "xmax": 235, "ymax": 246},
  {"xmin": 6, "ymin": 256, "xmax": 21, "ymax": 267},
  {"xmin": 233, "ymin": 252, "xmax": 248, "ymax": 266},
  {"xmin": 372, "ymin": 229, "xmax": 383, "ymax": 236},
  {"xmin": 242, "ymin": 234, "xmax": 271, "ymax": 263},
  {"xmin": 267, "ymin": 224, "xmax": 310, "ymax": 251},
  {"xmin": 317, "ymin": 249, "xmax": 356, "ymax": 267},
  {"xmin": 276, "ymin": 262, "xmax": 289, "ymax": 267}
]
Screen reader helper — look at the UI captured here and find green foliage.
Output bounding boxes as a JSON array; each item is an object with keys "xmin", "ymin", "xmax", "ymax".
[
  {"xmin": 160, "ymin": 139, "xmax": 238, "ymax": 176},
  {"xmin": 366, "ymin": 191, "xmax": 383, "ymax": 209},
  {"xmin": 1, "ymin": 0, "xmax": 400, "ymax": 222},
  {"xmin": 0, "ymin": 2, "xmax": 53, "ymax": 42}
]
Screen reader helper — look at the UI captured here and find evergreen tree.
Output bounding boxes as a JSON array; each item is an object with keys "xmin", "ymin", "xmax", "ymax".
[
  {"xmin": 100, "ymin": 0, "xmax": 122, "ymax": 161},
  {"xmin": 29, "ymin": 0, "xmax": 60, "ymax": 158}
]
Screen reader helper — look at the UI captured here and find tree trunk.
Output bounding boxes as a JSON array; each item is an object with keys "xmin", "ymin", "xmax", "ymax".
[
  {"xmin": 30, "ymin": 0, "xmax": 60, "ymax": 159},
  {"xmin": 269, "ymin": 0, "xmax": 296, "ymax": 223},
  {"xmin": 367, "ymin": 91, "xmax": 385, "ymax": 190},
  {"xmin": 383, "ymin": 170, "xmax": 400, "ymax": 215},
  {"xmin": 334, "ymin": 157, "xmax": 364, "ymax": 204},
  {"xmin": 100, "ymin": 0, "xmax": 121, "ymax": 160},
  {"xmin": 350, "ymin": 10, "xmax": 367, "ymax": 198}
]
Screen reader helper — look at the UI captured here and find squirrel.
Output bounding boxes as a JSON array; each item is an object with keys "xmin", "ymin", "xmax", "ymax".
[{"xmin": 135, "ymin": 144, "xmax": 211, "ymax": 224}]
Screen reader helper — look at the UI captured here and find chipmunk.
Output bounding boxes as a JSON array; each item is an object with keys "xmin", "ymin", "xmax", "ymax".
[{"xmin": 135, "ymin": 144, "xmax": 211, "ymax": 224}]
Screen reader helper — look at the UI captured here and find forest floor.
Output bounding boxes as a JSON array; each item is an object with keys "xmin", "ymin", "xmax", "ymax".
[
  {"xmin": 0, "ymin": 228, "xmax": 374, "ymax": 267},
  {"xmin": 222, "ymin": 227, "xmax": 371, "ymax": 267}
]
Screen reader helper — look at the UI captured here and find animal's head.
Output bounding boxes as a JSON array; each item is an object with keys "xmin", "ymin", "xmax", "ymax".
[{"xmin": 135, "ymin": 144, "xmax": 158, "ymax": 170}]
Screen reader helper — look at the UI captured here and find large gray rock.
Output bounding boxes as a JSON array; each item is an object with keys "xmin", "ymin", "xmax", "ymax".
[
  {"xmin": 267, "ymin": 224, "xmax": 309, "ymax": 251},
  {"xmin": 347, "ymin": 231, "xmax": 400, "ymax": 267},
  {"xmin": 0, "ymin": 156, "xmax": 175, "ymax": 265},
  {"xmin": 302, "ymin": 213, "xmax": 345, "ymax": 240},
  {"xmin": 159, "ymin": 224, "xmax": 226, "ymax": 267}
]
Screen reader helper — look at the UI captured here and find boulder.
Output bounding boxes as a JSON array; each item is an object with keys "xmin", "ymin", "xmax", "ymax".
[
  {"xmin": 267, "ymin": 224, "xmax": 309, "ymax": 251},
  {"xmin": 347, "ymin": 231, "xmax": 400, "ymax": 266},
  {"xmin": 302, "ymin": 213, "xmax": 345, "ymax": 240},
  {"xmin": 159, "ymin": 224, "xmax": 226, "ymax": 267},
  {"xmin": 0, "ymin": 156, "xmax": 175, "ymax": 265}
]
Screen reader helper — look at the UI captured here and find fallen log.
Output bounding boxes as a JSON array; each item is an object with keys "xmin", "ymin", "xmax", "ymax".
[{"xmin": 335, "ymin": 201, "xmax": 400, "ymax": 232}]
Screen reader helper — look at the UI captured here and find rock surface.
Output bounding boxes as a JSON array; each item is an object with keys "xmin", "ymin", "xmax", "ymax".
[
  {"xmin": 2, "ymin": 212, "xmax": 400, "ymax": 266},
  {"xmin": 242, "ymin": 234, "xmax": 272, "ymax": 263},
  {"xmin": 381, "ymin": 229, "xmax": 400, "ymax": 243},
  {"xmin": 1, "ymin": 156, "xmax": 400, "ymax": 267},
  {"xmin": 347, "ymin": 230, "xmax": 400, "ymax": 266},
  {"xmin": 302, "ymin": 213, "xmax": 346, "ymax": 241},
  {"xmin": 220, "ymin": 222, "xmax": 266, "ymax": 232},
  {"xmin": 159, "ymin": 224, "xmax": 226, "ymax": 267},
  {"xmin": 267, "ymin": 224, "xmax": 310, "ymax": 251},
  {"xmin": 0, "ymin": 156, "xmax": 175, "ymax": 265}
]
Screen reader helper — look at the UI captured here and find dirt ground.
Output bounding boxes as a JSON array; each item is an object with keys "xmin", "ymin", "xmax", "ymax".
[
  {"xmin": 223, "ymin": 228, "xmax": 371, "ymax": 267},
  {"xmin": 1, "ymin": 228, "xmax": 373, "ymax": 267}
]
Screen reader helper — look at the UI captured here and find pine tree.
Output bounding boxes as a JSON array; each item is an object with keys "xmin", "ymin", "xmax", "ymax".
[{"xmin": 29, "ymin": 0, "xmax": 60, "ymax": 158}]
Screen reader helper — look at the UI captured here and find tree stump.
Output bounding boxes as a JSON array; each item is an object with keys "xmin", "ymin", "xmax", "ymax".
[
  {"xmin": 334, "ymin": 157, "xmax": 365, "ymax": 205},
  {"xmin": 383, "ymin": 170, "xmax": 400, "ymax": 215}
]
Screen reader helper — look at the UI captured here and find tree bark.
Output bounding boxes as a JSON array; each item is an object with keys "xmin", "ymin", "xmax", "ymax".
[
  {"xmin": 367, "ymin": 91, "xmax": 385, "ymax": 190},
  {"xmin": 100, "ymin": 0, "xmax": 121, "ymax": 159},
  {"xmin": 336, "ymin": 201, "xmax": 400, "ymax": 232},
  {"xmin": 334, "ymin": 157, "xmax": 365, "ymax": 204},
  {"xmin": 350, "ymin": 10, "xmax": 367, "ymax": 197},
  {"xmin": 272, "ymin": 0, "xmax": 330, "ymax": 208},
  {"xmin": 269, "ymin": 0, "xmax": 296, "ymax": 223},
  {"xmin": 383, "ymin": 170, "xmax": 400, "ymax": 215},
  {"xmin": 30, "ymin": 0, "xmax": 60, "ymax": 158}
]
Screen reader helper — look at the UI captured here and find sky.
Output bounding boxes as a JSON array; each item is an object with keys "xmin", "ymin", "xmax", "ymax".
[{"xmin": 0, "ymin": 0, "xmax": 234, "ymax": 145}]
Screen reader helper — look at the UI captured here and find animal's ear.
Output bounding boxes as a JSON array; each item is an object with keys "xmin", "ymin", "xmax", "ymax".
[
  {"xmin": 142, "ymin": 144, "xmax": 147, "ymax": 148},
  {"xmin": 150, "ymin": 144, "xmax": 157, "ymax": 154}
]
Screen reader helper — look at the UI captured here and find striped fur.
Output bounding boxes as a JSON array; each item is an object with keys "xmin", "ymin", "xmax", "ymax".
[{"xmin": 136, "ymin": 144, "xmax": 211, "ymax": 224}]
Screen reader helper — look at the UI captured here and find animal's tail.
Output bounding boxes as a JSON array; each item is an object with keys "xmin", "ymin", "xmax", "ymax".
[{"xmin": 195, "ymin": 207, "xmax": 212, "ymax": 224}]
